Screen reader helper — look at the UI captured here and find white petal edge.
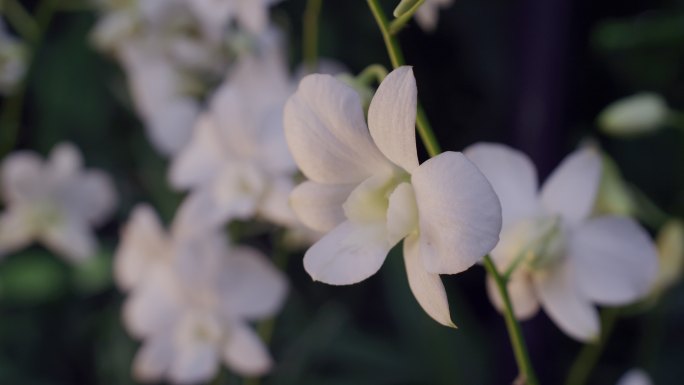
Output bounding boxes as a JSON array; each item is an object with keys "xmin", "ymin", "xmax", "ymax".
[
  {"xmin": 284, "ymin": 74, "xmax": 391, "ymax": 184},
  {"xmin": 132, "ymin": 333, "xmax": 174, "ymax": 383},
  {"xmin": 114, "ymin": 204, "xmax": 168, "ymax": 291},
  {"xmin": 39, "ymin": 217, "xmax": 97, "ymax": 263},
  {"xmin": 533, "ymin": 261, "xmax": 600, "ymax": 342},
  {"xmin": 0, "ymin": 151, "xmax": 43, "ymax": 203},
  {"xmin": 486, "ymin": 273, "xmax": 540, "ymax": 320},
  {"xmin": 540, "ymin": 147, "xmax": 602, "ymax": 226},
  {"xmin": 168, "ymin": 113, "xmax": 225, "ymax": 190},
  {"xmin": 464, "ymin": 142, "xmax": 539, "ymax": 227},
  {"xmin": 223, "ymin": 321, "xmax": 273, "ymax": 377},
  {"xmin": 367, "ymin": 66, "xmax": 419, "ymax": 172},
  {"xmin": 403, "ymin": 234, "xmax": 455, "ymax": 327},
  {"xmin": 289, "ymin": 181, "xmax": 354, "ymax": 232},
  {"xmin": 386, "ymin": 182, "xmax": 418, "ymax": 245},
  {"xmin": 616, "ymin": 369, "xmax": 653, "ymax": 385},
  {"xmin": 303, "ymin": 220, "xmax": 391, "ymax": 285},
  {"xmin": 571, "ymin": 216, "xmax": 659, "ymax": 305},
  {"xmin": 217, "ymin": 246, "xmax": 288, "ymax": 321},
  {"xmin": 0, "ymin": 208, "xmax": 34, "ymax": 257},
  {"xmin": 411, "ymin": 151, "xmax": 502, "ymax": 274}
]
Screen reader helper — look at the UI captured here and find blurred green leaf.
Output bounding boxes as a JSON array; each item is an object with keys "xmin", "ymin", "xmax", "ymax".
[{"xmin": 0, "ymin": 251, "xmax": 68, "ymax": 303}]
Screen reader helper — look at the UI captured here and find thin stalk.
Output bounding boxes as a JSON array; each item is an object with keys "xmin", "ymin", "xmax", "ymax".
[
  {"xmin": 564, "ymin": 307, "xmax": 620, "ymax": 385},
  {"xmin": 368, "ymin": 0, "xmax": 536, "ymax": 382},
  {"xmin": 366, "ymin": 0, "xmax": 441, "ymax": 156},
  {"xmin": 302, "ymin": 0, "xmax": 322, "ymax": 71},
  {"xmin": 1, "ymin": 0, "xmax": 40, "ymax": 42},
  {"xmin": 0, "ymin": 0, "xmax": 57, "ymax": 157},
  {"xmin": 389, "ymin": 0, "xmax": 426, "ymax": 35},
  {"xmin": 483, "ymin": 255, "xmax": 539, "ymax": 385},
  {"xmin": 356, "ymin": 64, "xmax": 388, "ymax": 85}
]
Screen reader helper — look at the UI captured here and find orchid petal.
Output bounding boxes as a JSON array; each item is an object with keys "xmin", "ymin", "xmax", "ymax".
[
  {"xmin": 39, "ymin": 217, "xmax": 97, "ymax": 263},
  {"xmin": 170, "ymin": 343, "xmax": 219, "ymax": 385},
  {"xmin": 217, "ymin": 246, "xmax": 288, "ymax": 321},
  {"xmin": 70, "ymin": 170, "xmax": 117, "ymax": 226},
  {"xmin": 289, "ymin": 181, "xmax": 354, "ymax": 232},
  {"xmin": 114, "ymin": 204, "xmax": 169, "ymax": 291},
  {"xmin": 571, "ymin": 216, "xmax": 658, "ymax": 305},
  {"xmin": 169, "ymin": 114, "xmax": 225, "ymax": 190},
  {"xmin": 284, "ymin": 74, "xmax": 391, "ymax": 184},
  {"xmin": 386, "ymin": 182, "xmax": 418, "ymax": 245},
  {"xmin": 223, "ymin": 321, "xmax": 272, "ymax": 377},
  {"xmin": 133, "ymin": 333, "xmax": 173, "ymax": 383},
  {"xmin": 303, "ymin": 220, "xmax": 390, "ymax": 285},
  {"xmin": 403, "ymin": 234, "xmax": 455, "ymax": 327},
  {"xmin": 464, "ymin": 143, "xmax": 539, "ymax": 227},
  {"xmin": 540, "ymin": 147, "xmax": 602, "ymax": 226},
  {"xmin": 533, "ymin": 261, "xmax": 600, "ymax": 342},
  {"xmin": 1, "ymin": 151, "xmax": 43, "ymax": 203},
  {"xmin": 411, "ymin": 151, "xmax": 502, "ymax": 274},
  {"xmin": 48, "ymin": 142, "xmax": 83, "ymax": 179},
  {"xmin": 122, "ymin": 267, "xmax": 180, "ymax": 338},
  {"xmin": 368, "ymin": 66, "xmax": 419, "ymax": 172},
  {"xmin": 0, "ymin": 208, "xmax": 34, "ymax": 257},
  {"xmin": 486, "ymin": 274, "xmax": 539, "ymax": 320}
]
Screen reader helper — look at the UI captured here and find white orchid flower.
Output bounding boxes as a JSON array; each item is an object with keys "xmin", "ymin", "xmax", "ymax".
[
  {"xmin": 616, "ymin": 369, "xmax": 653, "ymax": 385},
  {"xmin": 169, "ymin": 39, "xmax": 306, "ymax": 237},
  {"xmin": 464, "ymin": 143, "xmax": 658, "ymax": 341},
  {"xmin": 0, "ymin": 143, "xmax": 117, "ymax": 262},
  {"xmin": 283, "ymin": 66, "xmax": 502, "ymax": 326},
  {"xmin": 115, "ymin": 205, "xmax": 287, "ymax": 382}
]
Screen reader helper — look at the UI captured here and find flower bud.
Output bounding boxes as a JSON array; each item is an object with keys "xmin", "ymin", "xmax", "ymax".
[
  {"xmin": 393, "ymin": 0, "xmax": 422, "ymax": 17},
  {"xmin": 598, "ymin": 93, "xmax": 669, "ymax": 137},
  {"xmin": 593, "ymin": 154, "xmax": 636, "ymax": 217},
  {"xmin": 654, "ymin": 219, "xmax": 684, "ymax": 293}
]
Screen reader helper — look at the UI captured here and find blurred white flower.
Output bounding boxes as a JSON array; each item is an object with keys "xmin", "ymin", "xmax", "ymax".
[
  {"xmin": 0, "ymin": 21, "xmax": 27, "ymax": 94},
  {"xmin": 115, "ymin": 204, "xmax": 288, "ymax": 382},
  {"xmin": 185, "ymin": 0, "xmax": 283, "ymax": 38},
  {"xmin": 598, "ymin": 93, "xmax": 669, "ymax": 137},
  {"xmin": 616, "ymin": 369, "xmax": 653, "ymax": 385},
  {"xmin": 116, "ymin": 38, "xmax": 202, "ymax": 156},
  {"xmin": 92, "ymin": 0, "xmax": 234, "ymax": 156},
  {"xmin": 283, "ymin": 66, "xmax": 502, "ymax": 327},
  {"xmin": 415, "ymin": 0, "xmax": 454, "ymax": 32},
  {"xmin": 0, "ymin": 143, "xmax": 117, "ymax": 262},
  {"xmin": 169, "ymin": 34, "xmax": 308, "ymax": 237},
  {"xmin": 465, "ymin": 143, "xmax": 658, "ymax": 341}
]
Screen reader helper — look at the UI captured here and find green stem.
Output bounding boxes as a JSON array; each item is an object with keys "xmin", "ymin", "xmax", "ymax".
[
  {"xmin": 356, "ymin": 64, "xmax": 388, "ymax": 86},
  {"xmin": 366, "ymin": 0, "xmax": 441, "ymax": 157},
  {"xmin": 1, "ymin": 0, "xmax": 40, "ymax": 42},
  {"xmin": 0, "ymin": 0, "xmax": 57, "ymax": 158},
  {"xmin": 302, "ymin": 0, "xmax": 322, "ymax": 71},
  {"xmin": 389, "ymin": 0, "xmax": 426, "ymax": 34},
  {"xmin": 564, "ymin": 307, "xmax": 620, "ymax": 385},
  {"xmin": 483, "ymin": 255, "xmax": 539, "ymax": 385},
  {"xmin": 629, "ymin": 185, "xmax": 670, "ymax": 230}
]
